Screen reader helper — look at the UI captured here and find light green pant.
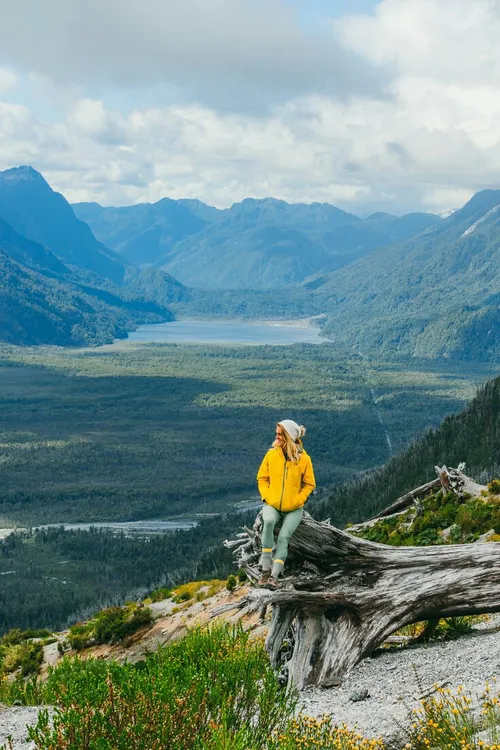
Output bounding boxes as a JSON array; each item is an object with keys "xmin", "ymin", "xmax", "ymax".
[{"xmin": 260, "ymin": 504, "xmax": 304, "ymax": 577}]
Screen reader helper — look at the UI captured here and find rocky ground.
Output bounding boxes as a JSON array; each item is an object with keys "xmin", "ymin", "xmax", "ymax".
[
  {"xmin": 1, "ymin": 595, "xmax": 500, "ymax": 749},
  {"xmin": 299, "ymin": 616, "xmax": 500, "ymax": 744},
  {"xmin": 0, "ymin": 706, "xmax": 46, "ymax": 750}
]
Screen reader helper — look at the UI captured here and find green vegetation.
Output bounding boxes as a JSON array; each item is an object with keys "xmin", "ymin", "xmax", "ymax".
[
  {"xmin": 321, "ymin": 375, "xmax": 500, "ymax": 526},
  {"xmin": 351, "ymin": 481, "xmax": 500, "ymax": 547},
  {"xmin": 0, "ymin": 521, "xmax": 238, "ymax": 634},
  {"xmin": 170, "ymin": 579, "xmax": 226, "ymax": 604},
  {"xmin": 67, "ymin": 603, "xmax": 153, "ymax": 650},
  {"xmin": 0, "ymin": 214, "xmax": 175, "ymax": 348},
  {"xmin": 0, "ymin": 627, "xmax": 52, "ymax": 680},
  {"xmin": 4, "ymin": 625, "xmax": 500, "ymax": 749},
  {"xmin": 316, "ymin": 191, "xmax": 500, "ymax": 362},
  {"xmin": 0, "ymin": 340, "xmax": 497, "ymax": 633},
  {"xmin": 1, "ymin": 341, "xmax": 496, "ymax": 526},
  {"xmin": 406, "ymin": 683, "xmax": 500, "ymax": 749},
  {"xmin": 3, "ymin": 625, "xmax": 298, "ymax": 750}
]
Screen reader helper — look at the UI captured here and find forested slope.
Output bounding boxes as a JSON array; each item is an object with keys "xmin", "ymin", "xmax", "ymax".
[
  {"xmin": 321, "ymin": 374, "xmax": 500, "ymax": 525},
  {"xmin": 315, "ymin": 190, "xmax": 500, "ymax": 361},
  {"xmin": 0, "ymin": 167, "xmax": 126, "ymax": 284}
]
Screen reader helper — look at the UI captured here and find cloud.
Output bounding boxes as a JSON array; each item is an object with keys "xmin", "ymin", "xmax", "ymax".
[
  {"xmin": 1, "ymin": 0, "xmax": 500, "ymax": 214},
  {"xmin": 0, "ymin": 0, "xmax": 388, "ymax": 113},
  {"xmin": 0, "ymin": 68, "xmax": 17, "ymax": 95}
]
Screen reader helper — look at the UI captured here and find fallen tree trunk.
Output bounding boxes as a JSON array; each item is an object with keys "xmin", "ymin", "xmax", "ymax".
[{"xmin": 226, "ymin": 466, "xmax": 498, "ymax": 690}]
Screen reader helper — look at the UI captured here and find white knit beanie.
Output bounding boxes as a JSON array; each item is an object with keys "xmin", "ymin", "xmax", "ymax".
[{"xmin": 278, "ymin": 420, "xmax": 306, "ymax": 442}]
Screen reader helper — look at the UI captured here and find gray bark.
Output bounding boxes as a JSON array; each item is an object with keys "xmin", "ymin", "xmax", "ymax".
[{"xmin": 225, "ymin": 466, "xmax": 498, "ymax": 690}]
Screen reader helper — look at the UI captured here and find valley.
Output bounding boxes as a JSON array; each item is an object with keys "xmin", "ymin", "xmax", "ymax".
[
  {"xmin": 0, "ymin": 336, "xmax": 498, "ymax": 632},
  {"xmin": 1, "ymin": 341, "xmax": 496, "ymax": 528},
  {"xmin": 2, "ymin": 165, "xmax": 500, "ymax": 639}
]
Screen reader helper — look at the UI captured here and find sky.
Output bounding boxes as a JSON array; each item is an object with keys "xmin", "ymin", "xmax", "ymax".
[{"xmin": 0, "ymin": 0, "xmax": 499, "ymax": 214}]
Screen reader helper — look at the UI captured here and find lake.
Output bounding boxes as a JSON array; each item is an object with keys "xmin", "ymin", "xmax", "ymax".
[{"xmin": 124, "ymin": 319, "xmax": 325, "ymax": 345}]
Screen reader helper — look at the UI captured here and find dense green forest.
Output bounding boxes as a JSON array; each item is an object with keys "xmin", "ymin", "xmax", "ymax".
[
  {"xmin": 315, "ymin": 191, "xmax": 500, "ymax": 362},
  {"xmin": 0, "ymin": 340, "xmax": 498, "ymax": 632},
  {"xmin": 0, "ymin": 342, "xmax": 496, "ymax": 526},
  {"xmin": 320, "ymin": 375, "xmax": 500, "ymax": 525},
  {"xmin": 0, "ymin": 515, "xmax": 243, "ymax": 634}
]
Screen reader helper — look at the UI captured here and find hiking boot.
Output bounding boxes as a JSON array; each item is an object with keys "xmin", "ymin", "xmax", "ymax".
[
  {"xmin": 257, "ymin": 571, "xmax": 270, "ymax": 586},
  {"xmin": 262, "ymin": 576, "xmax": 280, "ymax": 590}
]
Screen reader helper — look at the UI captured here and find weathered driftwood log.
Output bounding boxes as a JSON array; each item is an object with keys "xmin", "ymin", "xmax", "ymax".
[
  {"xmin": 349, "ymin": 464, "xmax": 485, "ymax": 533},
  {"xmin": 225, "ymin": 466, "xmax": 497, "ymax": 690}
]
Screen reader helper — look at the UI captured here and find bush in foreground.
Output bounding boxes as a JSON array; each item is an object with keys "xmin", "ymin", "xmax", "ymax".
[
  {"xmin": 4, "ymin": 626, "xmax": 500, "ymax": 749},
  {"xmin": 15, "ymin": 625, "xmax": 296, "ymax": 750}
]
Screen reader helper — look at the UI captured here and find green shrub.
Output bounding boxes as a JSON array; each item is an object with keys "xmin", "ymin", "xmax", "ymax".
[
  {"xmin": 20, "ymin": 643, "xmax": 44, "ymax": 677},
  {"xmin": 148, "ymin": 587, "xmax": 172, "ymax": 603},
  {"xmin": 237, "ymin": 569, "xmax": 247, "ymax": 583},
  {"xmin": 173, "ymin": 590, "xmax": 192, "ymax": 603},
  {"xmin": 93, "ymin": 605, "xmax": 153, "ymax": 645},
  {"xmin": 456, "ymin": 500, "xmax": 493, "ymax": 535},
  {"xmin": 415, "ymin": 528, "xmax": 441, "ymax": 546},
  {"xmin": 22, "ymin": 625, "xmax": 296, "ymax": 750},
  {"xmin": 488, "ymin": 479, "xmax": 500, "ymax": 495},
  {"xmin": 435, "ymin": 616, "xmax": 476, "ymax": 639},
  {"xmin": 126, "ymin": 608, "xmax": 154, "ymax": 635},
  {"xmin": 449, "ymin": 524, "xmax": 463, "ymax": 543},
  {"xmin": 226, "ymin": 575, "xmax": 237, "ymax": 592},
  {"xmin": 407, "ymin": 685, "xmax": 479, "ymax": 748},
  {"xmin": 0, "ymin": 628, "xmax": 50, "ymax": 647},
  {"xmin": 2, "ymin": 641, "xmax": 43, "ymax": 676},
  {"xmin": 68, "ymin": 622, "xmax": 94, "ymax": 652}
]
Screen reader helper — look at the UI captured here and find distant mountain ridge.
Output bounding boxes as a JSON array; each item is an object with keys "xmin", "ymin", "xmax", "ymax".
[
  {"xmin": 74, "ymin": 198, "xmax": 209, "ymax": 267},
  {"xmin": 312, "ymin": 188, "xmax": 500, "ymax": 360},
  {"xmin": 0, "ymin": 169, "xmax": 180, "ymax": 346},
  {"xmin": 3, "ymin": 164, "xmax": 500, "ymax": 361},
  {"xmin": 0, "ymin": 167, "xmax": 126, "ymax": 284},
  {"xmin": 73, "ymin": 196, "xmax": 441, "ymax": 290}
]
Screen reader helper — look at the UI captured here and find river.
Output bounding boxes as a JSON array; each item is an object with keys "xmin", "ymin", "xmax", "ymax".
[{"xmin": 123, "ymin": 318, "xmax": 325, "ymax": 345}]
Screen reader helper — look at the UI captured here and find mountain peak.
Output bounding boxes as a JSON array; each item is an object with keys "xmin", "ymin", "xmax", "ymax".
[
  {"xmin": 452, "ymin": 189, "xmax": 500, "ymax": 224},
  {"xmin": 366, "ymin": 212, "xmax": 392, "ymax": 220},
  {"xmin": 0, "ymin": 167, "xmax": 126, "ymax": 283},
  {"xmin": 1, "ymin": 165, "xmax": 48, "ymax": 185}
]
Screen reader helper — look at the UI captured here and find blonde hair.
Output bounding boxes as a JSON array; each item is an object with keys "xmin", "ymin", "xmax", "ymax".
[{"xmin": 278, "ymin": 423, "xmax": 305, "ymax": 464}]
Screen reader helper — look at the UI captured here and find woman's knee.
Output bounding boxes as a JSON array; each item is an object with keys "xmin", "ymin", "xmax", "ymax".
[{"xmin": 263, "ymin": 517, "xmax": 277, "ymax": 534}]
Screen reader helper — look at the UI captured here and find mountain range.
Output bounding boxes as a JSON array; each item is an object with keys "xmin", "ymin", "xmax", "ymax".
[
  {"xmin": 74, "ymin": 196, "xmax": 441, "ymax": 289},
  {"xmin": 0, "ymin": 167, "xmax": 180, "ymax": 346},
  {"xmin": 1, "ymin": 164, "xmax": 500, "ymax": 360},
  {"xmin": 313, "ymin": 189, "xmax": 500, "ymax": 360}
]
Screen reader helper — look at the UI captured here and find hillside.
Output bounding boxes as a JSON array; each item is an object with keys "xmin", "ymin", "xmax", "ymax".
[
  {"xmin": 0, "ymin": 217, "xmax": 174, "ymax": 346},
  {"xmin": 0, "ymin": 248, "xmax": 131, "ymax": 346},
  {"xmin": 315, "ymin": 189, "xmax": 500, "ymax": 361},
  {"xmin": 74, "ymin": 195, "xmax": 440, "ymax": 289},
  {"xmin": 74, "ymin": 199, "xmax": 209, "ymax": 266},
  {"xmin": 0, "ymin": 167, "xmax": 126, "ymax": 284},
  {"xmin": 320, "ymin": 373, "xmax": 500, "ymax": 525}
]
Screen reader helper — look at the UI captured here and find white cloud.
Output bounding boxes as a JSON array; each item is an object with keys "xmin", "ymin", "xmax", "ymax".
[
  {"xmin": 0, "ymin": 68, "xmax": 17, "ymax": 95},
  {"xmin": 2, "ymin": 0, "xmax": 500, "ymax": 214},
  {"xmin": 0, "ymin": 0, "xmax": 387, "ymax": 112}
]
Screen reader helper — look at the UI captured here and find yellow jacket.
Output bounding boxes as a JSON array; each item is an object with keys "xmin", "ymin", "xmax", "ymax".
[{"xmin": 257, "ymin": 447, "xmax": 316, "ymax": 513}]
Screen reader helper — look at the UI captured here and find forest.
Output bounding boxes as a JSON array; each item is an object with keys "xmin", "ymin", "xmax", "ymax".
[
  {"xmin": 0, "ymin": 341, "xmax": 496, "ymax": 526},
  {"xmin": 0, "ymin": 340, "xmax": 498, "ymax": 632},
  {"xmin": 0, "ymin": 516, "xmax": 243, "ymax": 633}
]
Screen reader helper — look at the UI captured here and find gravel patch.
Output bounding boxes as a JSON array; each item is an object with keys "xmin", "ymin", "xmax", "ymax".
[
  {"xmin": 299, "ymin": 619, "xmax": 500, "ymax": 745},
  {"xmin": 0, "ymin": 706, "xmax": 46, "ymax": 750}
]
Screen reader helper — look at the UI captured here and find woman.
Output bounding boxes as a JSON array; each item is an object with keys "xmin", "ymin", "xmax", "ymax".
[{"xmin": 256, "ymin": 419, "xmax": 316, "ymax": 589}]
